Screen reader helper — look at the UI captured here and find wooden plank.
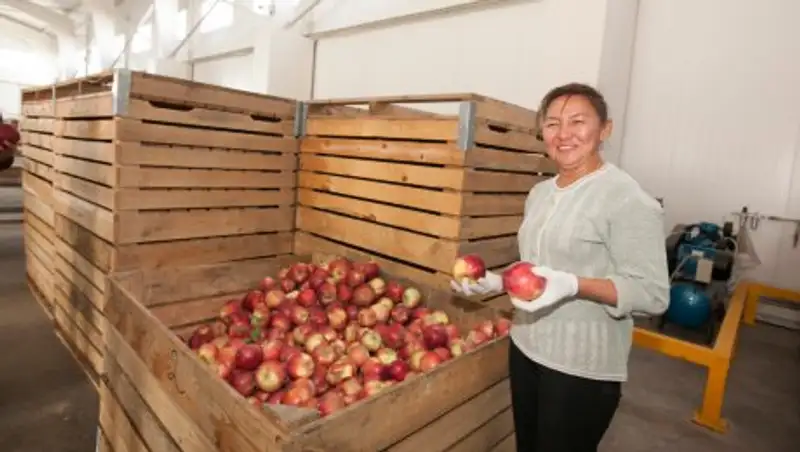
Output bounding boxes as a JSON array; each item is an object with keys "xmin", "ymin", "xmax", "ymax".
[{"xmin": 306, "ymin": 117, "xmax": 460, "ymax": 141}]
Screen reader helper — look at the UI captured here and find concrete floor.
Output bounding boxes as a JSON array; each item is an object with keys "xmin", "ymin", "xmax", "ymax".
[{"xmin": 0, "ymin": 219, "xmax": 797, "ymax": 451}]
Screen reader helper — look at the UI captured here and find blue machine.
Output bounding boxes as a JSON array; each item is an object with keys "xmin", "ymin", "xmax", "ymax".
[{"xmin": 667, "ymin": 283, "xmax": 713, "ymax": 329}]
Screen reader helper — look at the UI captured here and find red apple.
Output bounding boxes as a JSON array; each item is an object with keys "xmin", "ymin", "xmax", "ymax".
[
  {"xmin": 311, "ymin": 344, "xmax": 337, "ymax": 366},
  {"xmin": 281, "ymin": 279, "xmax": 296, "ymax": 293},
  {"xmin": 228, "ymin": 318, "xmax": 251, "ymax": 339},
  {"xmin": 387, "ymin": 360, "xmax": 409, "ymax": 382},
  {"xmin": 250, "ymin": 306, "xmax": 271, "ymax": 328},
  {"xmin": 297, "ymin": 288, "xmax": 318, "ymax": 307},
  {"xmin": 402, "ymin": 287, "xmax": 422, "ymax": 309},
  {"xmin": 409, "ymin": 350, "xmax": 426, "ymax": 371},
  {"xmin": 390, "ymin": 305, "xmax": 410, "ymax": 325},
  {"xmin": 290, "ymin": 305, "xmax": 310, "ymax": 326},
  {"xmin": 307, "ymin": 307, "xmax": 327, "ymax": 327},
  {"xmin": 197, "ymin": 343, "xmax": 218, "ymax": 364},
  {"xmin": 360, "ymin": 329, "xmax": 383, "ymax": 352},
  {"xmin": 242, "ymin": 290, "xmax": 265, "ymax": 312},
  {"xmin": 466, "ymin": 329, "xmax": 490, "ymax": 348},
  {"xmin": 318, "ymin": 326, "xmax": 337, "ymax": 342},
  {"xmin": 352, "ymin": 284, "xmax": 376, "ymax": 307},
  {"xmin": 261, "ymin": 339, "xmax": 284, "ymax": 361},
  {"xmin": 424, "ymin": 310, "xmax": 450, "ymax": 326},
  {"xmin": 267, "ymin": 391, "xmax": 285, "ymax": 405},
  {"xmin": 231, "ymin": 371, "xmax": 256, "ymax": 397},
  {"xmin": 433, "ymin": 347, "xmax": 452, "ymax": 361},
  {"xmin": 346, "ymin": 269, "xmax": 366, "ymax": 288},
  {"xmin": 326, "ymin": 358, "xmax": 356, "ymax": 385},
  {"xmin": 361, "ymin": 358, "xmax": 385, "ymax": 380},
  {"xmin": 375, "ymin": 348, "xmax": 398, "ymax": 366},
  {"xmin": 287, "ymin": 352, "xmax": 315, "ymax": 379},
  {"xmin": 475, "ymin": 319, "xmax": 496, "ymax": 339},
  {"xmin": 260, "ymin": 276, "xmax": 277, "ymax": 291},
  {"xmin": 371, "ymin": 303, "xmax": 391, "ymax": 323},
  {"xmin": 368, "ymin": 278, "xmax": 386, "ymax": 297},
  {"xmin": 283, "ymin": 385, "xmax": 313, "ymax": 406},
  {"xmin": 381, "ymin": 323, "xmax": 406, "ymax": 350},
  {"xmin": 220, "ymin": 300, "xmax": 243, "ymax": 324},
  {"xmin": 266, "ymin": 328, "xmax": 285, "ymax": 341},
  {"xmin": 449, "ymin": 338, "xmax": 466, "ymax": 357},
  {"xmin": 280, "ymin": 345, "xmax": 302, "ymax": 363},
  {"xmin": 265, "ymin": 289, "xmax": 285, "ymax": 308},
  {"xmin": 304, "ymin": 333, "xmax": 326, "ymax": 354},
  {"xmin": 453, "ymin": 254, "xmax": 487, "ymax": 284},
  {"xmin": 318, "ymin": 282, "xmax": 338, "ymax": 305},
  {"xmin": 502, "ymin": 261, "xmax": 547, "ymax": 301},
  {"xmin": 357, "ymin": 308, "xmax": 378, "ymax": 327},
  {"xmin": 318, "ymin": 391, "xmax": 346, "ymax": 416},
  {"xmin": 338, "ymin": 377, "xmax": 363, "ymax": 399},
  {"xmin": 336, "ymin": 283, "xmax": 353, "ymax": 303},
  {"xmin": 419, "ymin": 351, "xmax": 443, "ymax": 372},
  {"xmin": 384, "ymin": 281, "xmax": 404, "ymax": 303},
  {"xmin": 292, "ymin": 324, "xmax": 315, "ymax": 345},
  {"xmin": 346, "ymin": 343, "xmax": 370, "ymax": 366},
  {"xmin": 270, "ymin": 312, "xmax": 292, "ymax": 331},
  {"xmin": 362, "ymin": 380, "xmax": 385, "ymax": 398},
  {"xmin": 496, "ymin": 317, "xmax": 512, "ymax": 336},
  {"xmin": 308, "ymin": 273, "xmax": 327, "ymax": 290},
  {"xmin": 360, "ymin": 261, "xmax": 380, "ymax": 280},
  {"xmin": 255, "ymin": 360, "xmax": 286, "ymax": 392},
  {"xmin": 288, "ymin": 263, "xmax": 310, "ymax": 284},
  {"xmin": 422, "ymin": 324, "xmax": 449, "ymax": 350},
  {"xmin": 328, "ymin": 258, "xmax": 352, "ymax": 282},
  {"xmin": 278, "ymin": 267, "xmax": 290, "ymax": 279},
  {"xmin": 330, "ymin": 339, "xmax": 347, "ymax": 357},
  {"xmin": 235, "ymin": 344, "xmax": 264, "ymax": 371},
  {"xmin": 326, "ymin": 306, "xmax": 348, "ymax": 330},
  {"xmin": 345, "ymin": 305, "xmax": 359, "ymax": 321},
  {"xmin": 343, "ymin": 323, "xmax": 360, "ymax": 343}
]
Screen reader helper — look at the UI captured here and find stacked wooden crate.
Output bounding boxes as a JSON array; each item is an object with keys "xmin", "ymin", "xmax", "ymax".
[
  {"xmin": 48, "ymin": 69, "xmax": 299, "ymax": 386},
  {"xmin": 19, "ymin": 85, "xmax": 57, "ymax": 318},
  {"xmin": 101, "ymin": 244, "xmax": 514, "ymax": 451},
  {"xmin": 295, "ymin": 93, "xmax": 555, "ymax": 313}
]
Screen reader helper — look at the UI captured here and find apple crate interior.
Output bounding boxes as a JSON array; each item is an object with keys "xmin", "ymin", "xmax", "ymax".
[
  {"xmin": 37, "ymin": 69, "xmax": 300, "ymax": 389},
  {"xmin": 101, "ymin": 247, "xmax": 515, "ymax": 452},
  {"xmin": 295, "ymin": 93, "xmax": 556, "ymax": 312},
  {"xmin": 19, "ymin": 84, "xmax": 57, "ymax": 319}
]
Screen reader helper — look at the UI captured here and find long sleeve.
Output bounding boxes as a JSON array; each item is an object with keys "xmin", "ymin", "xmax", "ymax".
[{"xmin": 604, "ymin": 193, "xmax": 670, "ymax": 318}]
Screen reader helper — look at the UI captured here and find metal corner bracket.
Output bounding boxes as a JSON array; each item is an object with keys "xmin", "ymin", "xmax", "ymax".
[
  {"xmin": 457, "ymin": 101, "xmax": 477, "ymax": 151},
  {"xmin": 112, "ymin": 69, "xmax": 133, "ymax": 116},
  {"xmin": 294, "ymin": 102, "xmax": 309, "ymax": 138}
]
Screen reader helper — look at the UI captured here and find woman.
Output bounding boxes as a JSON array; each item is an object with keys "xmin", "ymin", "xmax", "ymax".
[
  {"xmin": 452, "ymin": 83, "xmax": 670, "ymax": 451},
  {"xmin": 0, "ymin": 115, "xmax": 17, "ymax": 170}
]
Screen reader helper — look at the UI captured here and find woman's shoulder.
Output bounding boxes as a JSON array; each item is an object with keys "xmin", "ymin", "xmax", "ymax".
[{"xmin": 594, "ymin": 164, "xmax": 663, "ymax": 212}]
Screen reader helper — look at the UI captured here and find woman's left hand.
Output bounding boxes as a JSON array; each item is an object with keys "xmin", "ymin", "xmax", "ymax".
[{"xmin": 511, "ymin": 266, "xmax": 579, "ymax": 313}]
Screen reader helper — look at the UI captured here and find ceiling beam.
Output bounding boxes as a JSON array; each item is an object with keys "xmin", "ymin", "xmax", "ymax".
[{"xmin": 0, "ymin": 0, "xmax": 75, "ymax": 36}]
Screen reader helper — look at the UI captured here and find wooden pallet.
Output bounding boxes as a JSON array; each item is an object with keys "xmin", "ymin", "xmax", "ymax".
[
  {"xmin": 101, "ymin": 243, "xmax": 513, "ymax": 452},
  {"xmin": 20, "ymin": 85, "xmax": 57, "ymax": 318},
  {"xmin": 296, "ymin": 93, "xmax": 554, "ymax": 309},
  {"xmin": 33, "ymin": 70, "xmax": 300, "ymax": 386}
]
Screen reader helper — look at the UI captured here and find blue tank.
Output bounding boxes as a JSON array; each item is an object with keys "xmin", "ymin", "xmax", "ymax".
[{"xmin": 666, "ymin": 282, "xmax": 712, "ymax": 329}]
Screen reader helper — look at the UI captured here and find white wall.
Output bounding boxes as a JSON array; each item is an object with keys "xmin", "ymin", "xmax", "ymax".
[
  {"xmin": 622, "ymin": 0, "xmax": 800, "ymax": 291},
  {"xmin": 0, "ymin": 18, "xmax": 58, "ymax": 118}
]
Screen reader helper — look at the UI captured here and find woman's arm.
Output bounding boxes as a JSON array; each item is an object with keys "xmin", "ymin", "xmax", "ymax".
[{"xmin": 585, "ymin": 193, "xmax": 670, "ymax": 317}]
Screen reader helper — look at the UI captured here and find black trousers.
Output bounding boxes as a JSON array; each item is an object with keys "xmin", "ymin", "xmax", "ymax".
[{"xmin": 509, "ymin": 340, "xmax": 621, "ymax": 452}]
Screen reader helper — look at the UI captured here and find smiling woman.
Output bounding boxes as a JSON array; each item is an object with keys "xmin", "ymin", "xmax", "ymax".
[{"xmin": 452, "ymin": 82, "xmax": 670, "ymax": 451}]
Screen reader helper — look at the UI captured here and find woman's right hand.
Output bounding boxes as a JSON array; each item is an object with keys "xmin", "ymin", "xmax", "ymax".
[{"xmin": 450, "ymin": 271, "xmax": 504, "ymax": 297}]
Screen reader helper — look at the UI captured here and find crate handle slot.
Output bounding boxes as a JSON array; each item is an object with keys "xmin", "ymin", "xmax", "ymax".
[
  {"xmin": 147, "ymin": 100, "xmax": 195, "ymax": 112},
  {"xmin": 487, "ymin": 124, "xmax": 511, "ymax": 134},
  {"xmin": 249, "ymin": 113, "xmax": 282, "ymax": 124}
]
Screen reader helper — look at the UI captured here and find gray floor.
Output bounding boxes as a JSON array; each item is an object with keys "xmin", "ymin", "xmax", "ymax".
[{"xmin": 0, "ymin": 217, "xmax": 797, "ymax": 451}]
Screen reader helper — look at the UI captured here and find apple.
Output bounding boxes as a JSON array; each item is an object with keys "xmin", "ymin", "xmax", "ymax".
[
  {"xmin": 361, "ymin": 261, "xmax": 380, "ymax": 280},
  {"xmin": 402, "ymin": 287, "xmax": 422, "ymax": 309},
  {"xmin": 360, "ymin": 329, "xmax": 383, "ymax": 352},
  {"xmin": 338, "ymin": 377, "xmax": 363, "ymax": 399},
  {"xmin": 250, "ymin": 328, "xmax": 266, "ymax": 343},
  {"xmin": 343, "ymin": 323, "xmax": 360, "ymax": 343},
  {"xmin": 466, "ymin": 329, "xmax": 490, "ymax": 348},
  {"xmin": 433, "ymin": 347, "xmax": 452, "ymax": 361},
  {"xmin": 357, "ymin": 308, "xmax": 378, "ymax": 327},
  {"xmin": 422, "ymin": 324, "xmax": 449, "ymax": 350},
  {"xmin": 231, "ymin": 371, "xmax": 257, "ymax": 397},
  {"xmin": 453, "ymin": 254, "xmax": 487, "ymax": 284},
  {"xmin": 326, "ymin": 358, "xmax": 356, "ymax": 385},
  {"xmin": 375, "ymin": 348, "xmax": 398, "ymax": 366},
  {"xmin": 280, "ymin": 345, "xmax": 302, "ymax": 363},
  {"xmin": 496, "ymin": 317, "xmax": 512, "ymax": 336},
  {"xmin": 287, "ymin": 352, "xmax": 315, "ymax": 379},
  {"xmin": 278, "ymin": 267, "xmax": 291, "ymax": 279},
  {"xmin": 304, "ymin": 333, "xmax": 326, "ymax": 354},
  {"xmin": 235, "ymin": 344, "xmax": 264, "ymax": 371},
  {"xmin": 502, "ymin": 261, "xmax": 547, "ymax": 301},
  {"xmin": 390, "ymin": 305, "xmax": 410, "ymax": 325},
  {"xmin": 297, "ymin": 288, "xmax": 318, "ymax": 307},
  {"xmin": 288, "ymin": 263, "xmax": 310, "ymax": 284},
  {"xmin": 346, "ymin": 343, "xmax": 370, "ymax": 366},
  {"xmin": 250, "ymin": 306, "xmax": 271, "ymax": 328},
  {"xmin": 266, "ymin": 328, "xmax": 285, "ymax": 341},
  {"xmin": 380, "ymin": 323, "xmax": 406, "ymax": 350},
  {"xmin": 361, "ymin": 380, "xmax": 386, "ymax": 398},
  {"xmin": 424, "ymin": 310, "xmax": 450, "ymax": 326},
  {"xmin": 318, "ymin": 326, "xmax": 337, "ymax": 342},
  {"xmin": 368, "ymin": 278, "xmax": 386, "ymax": 297},
  {"xmin": 419, "ymin": 351, "xmax": 443, "ymax": 372},
  {"xmin": 283, "ymin": 385, "xmax": 313, "ymax": 406},
  {"xmin": 318, "ymin": 282, "xmax": 338, "ymax": 305},
  {"xmin": 270, "ymin": 312, "xmax": 292, "ymax": 331},
  {"xmin": 214, "ymin": 361, "xmax": 233, "ymax": 380},
  {"xmin": 261, "ymin": 339, "xmax": 284, "ymax": 361},
  {"xmin": 265, "ymin": 289, "xmax": 285, "ymax": 308},
  {"xmin": 449, "ymin": 338, "xmax": 466, "ymax": 357},
  {"xmin": 308, "ymin": 273, "xmax": 327, "ymax": 290},
  {"xmin": 318, "ymin": 391, "xmax": 346, "ymax": 416},
  {"xmin": 328, "ymin": 258, "xmax": 352, "ymax": 282},
  {"xmin": 306, "ymin": 307, "xmax": 326, "ymax": 327},
  {"xmin": 311, "ymin": 343, "xmax": 337, "ymax": 366},
  {"xmin": 330, "ymin": 339, "xmax": 347, "ymax": 357},
  {"xmin": 371, "ymin": 303, "xmax": 391, "ymax": 324},
  {"xmin": 443, "ymin": 324, "xmax": 460, "ymax": 342},
  {"xmin": 197, "ymin": 343, "xmax": 218, "ymax": 364},
  {"xmin": 475, "ymin": 319, "xmax": 496, "ymax": 339},
  {"xmin": 228, "ymin": 318, "xmax": 251, "ymax": 339},
  {"xmin": 260, "ymin": 276, "xmax": 277, "ymax": 291},
  {"xmin": 267, "ymin": 391, "xmax": 285, "ymax": 405},
  {"xmin": 411, "ymin": 308, "xmax": 430, "ymax": 322},
  {"xmin": 290, "ymin": 305, "xmax": 310, "ymax": 325},
  {"xmin": 344, "ymin": 305, "xmax": 359, "ymax": 321},
  {"xmin": 219, "ymin": 300, "xmax": 242, "ymax": 324},
  {"xmin": 351, "ymin": 284, "xmax": 376, "ymax": 307},
  {"xmin": 311, "ymin": 365, "xmax": 330, "ymax": 395},
  {"xmin": 409, "ymin": 350, "xmax": 426, "ymax": 371},
  {"xmin": 336, "ymin": 283, "xmax": 353, "ymax": 303},
  {"xmin": 255, "ymin": 361, "xmax": 286, "ymax": 392},
  {"xmin": 242, "ymin": 290, "xmax": 265, "ymax": 312},
  {"xmin": 384, "ymin": 281, "xmax": 404, "ymax": 303},
  {"xmin": 346, "ymin": 269, "xmax": 366, "ymax": 288},
  {"xmin": 281, "ymin": 279, "xmax": 296, "ymax": 293},
  {"xmin": 387, "ymin": 360, "xmax": 409, "ymax": 382},
  {"xmin": 191, "ymin": 324, "xmax": 215, "ymax": 344},
  {"xmin": 401, "ymin": 337, "xmax": 426, "ymax": 360},
  {"xmin": 361, "ymin": 358, "xmax": 385, "ymax": 380},
  {"xmin": 292, "ymin": 324, "xmax": 315, "ymax": 345},
  {"xmin": 326, "ymin": 306, "xmax": 348, "ymax": 330}
]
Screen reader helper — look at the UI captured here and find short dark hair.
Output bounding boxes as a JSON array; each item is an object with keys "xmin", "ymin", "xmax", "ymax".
[{"xmin": 538, "ymin": 83, "xmax": 609, "ymax": 124}]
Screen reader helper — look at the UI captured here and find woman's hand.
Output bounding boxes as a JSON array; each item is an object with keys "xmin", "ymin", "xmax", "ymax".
[
  {"xmin": 450, "ymin": 271, "xmax": 503, "ymax": 297},
  {"xmin": 511, "ymin": 266, "xmax": 579, "ymax": 313}
]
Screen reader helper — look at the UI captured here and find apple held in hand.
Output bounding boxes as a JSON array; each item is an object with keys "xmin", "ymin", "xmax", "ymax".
[
  {"xmin": 502, "ymin": 262, "xmax": 547, "ymax": 301},
  {"xmin": 453, "ymin": 254, "xmax": 487, "ymax": 284}
]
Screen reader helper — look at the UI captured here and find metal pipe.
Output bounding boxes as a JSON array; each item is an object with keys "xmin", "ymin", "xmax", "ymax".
[{"xmin": 168, "ymin": 0, "xmax": 223, "ymax": 59}]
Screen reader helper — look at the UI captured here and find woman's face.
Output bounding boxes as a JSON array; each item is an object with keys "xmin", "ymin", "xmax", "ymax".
[{"xmin": 540, "ymin": 95, "xmax": 612, "ymax": 171}]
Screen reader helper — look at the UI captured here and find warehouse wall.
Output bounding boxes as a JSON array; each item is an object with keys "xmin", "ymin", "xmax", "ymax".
[
  {"xmin": 0, "ymin": 18, "xmax": 58, "ymax": 118},
  {"xmin": 622, "ymin": 0, "xmax": 800, "ymax": 291}
]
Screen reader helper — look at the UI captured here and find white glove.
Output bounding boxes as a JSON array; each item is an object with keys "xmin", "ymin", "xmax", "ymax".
[
  {"xmin": 511, "ymin": 266, "xmax": 579, "ymax": 313},
  {"xmin": 450, "ymin": 271, "xmax": 503, "ymax": 297}
]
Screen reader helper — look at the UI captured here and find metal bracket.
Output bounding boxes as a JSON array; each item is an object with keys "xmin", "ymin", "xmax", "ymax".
[
  {"xmin": 294, "ymin": 102, "xmax": 309, "ymax": 137},
  {"xmin": 112, "ymin": 69, "xmax": 133, "ymax": 116},
  {"xmin": 50, "ymin": 84, "xmax": 57, "ymax": 114},
  {"xmin": 457, "ymin": 101, "xmax": 476, "ymax": 151}
]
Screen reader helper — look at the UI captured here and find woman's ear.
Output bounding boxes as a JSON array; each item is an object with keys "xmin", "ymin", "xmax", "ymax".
[{"xmin": 600, "ymin": 119, "xmax": 614, "ymax": 141}]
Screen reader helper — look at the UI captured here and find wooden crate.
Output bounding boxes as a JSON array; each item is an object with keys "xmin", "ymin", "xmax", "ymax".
[
  {"xmin": 47, "ymin": 69, "xmax": 299, "ymax": 385},
  {"xmin": 295, "ymin": 93, "xmax": 555, "ymax": 311},
  {"xmin": 102, "ymin": 243, "xmax": 514, "ymax": 452},
  {"xmin": 20, "ymin": 84, "xmax": 57, "ymax": 319}
]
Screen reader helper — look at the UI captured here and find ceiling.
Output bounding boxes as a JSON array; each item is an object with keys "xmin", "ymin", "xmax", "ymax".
[{"xmin": 0, "ymin": 0, "xmax": 85, "ymax": 41}]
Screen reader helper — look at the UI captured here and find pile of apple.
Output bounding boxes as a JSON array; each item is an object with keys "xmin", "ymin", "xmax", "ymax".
[{"xmin": 186, "ymin": 257, "xmax": 511, "ymax": 417}]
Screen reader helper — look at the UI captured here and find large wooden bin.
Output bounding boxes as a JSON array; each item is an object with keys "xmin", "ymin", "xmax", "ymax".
[
  {"xmin": 19, "ymin": 84, "xmax": 58, "ymax": 318},
  {"xmin": 101, "ymin": 244, "xmax": 515, "ymax": 451},
  {"xmin": 295, "ymin": 94, "xmax": 554, "ymax": 312},
  {"xmin": 43, "ymin": 69, "xmax": 299, "ymax": 386}
]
